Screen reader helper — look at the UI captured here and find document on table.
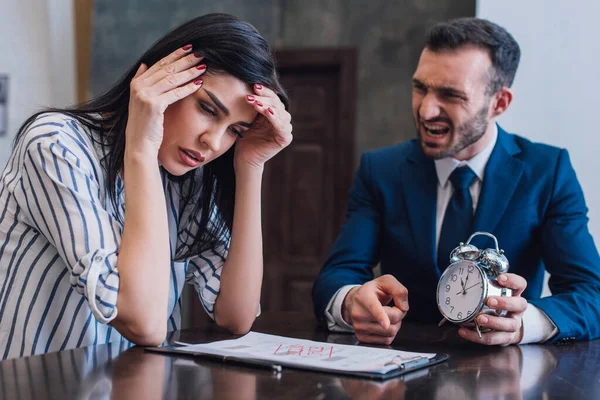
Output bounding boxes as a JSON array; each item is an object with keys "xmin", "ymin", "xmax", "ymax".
[{"xmin": 148, "ymin": 331, "xmax": 449, "ymax": 380}]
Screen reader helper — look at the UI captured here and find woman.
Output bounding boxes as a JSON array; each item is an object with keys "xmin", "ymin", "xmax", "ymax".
[{"xmin": 0, "ymin": 13, "xmax": 292, "ymax": 359}]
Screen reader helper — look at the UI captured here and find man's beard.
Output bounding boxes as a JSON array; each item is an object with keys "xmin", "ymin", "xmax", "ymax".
[{"xmin": 418, "ymin": 104, "xmax": 489, "ymax": 160}]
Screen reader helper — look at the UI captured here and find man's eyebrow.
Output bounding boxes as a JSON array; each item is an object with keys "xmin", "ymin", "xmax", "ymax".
[
  {"xmin": 412, "ymin": 78, "xmax": 467, "ymax": 98},
  {"xmin": 204, "ymin": 89, "xmax": 230, "ymax": 116},
  {"xmin": 203, "ymin": 89, "xmax": 253, "ymax": 128},
  {"xmin": 412, "ymin": 78, "xmax": 427, "ymax": 88},
  {"xmin": 437, "ymin": 86, "xmax": 468, "ymax": 98}
]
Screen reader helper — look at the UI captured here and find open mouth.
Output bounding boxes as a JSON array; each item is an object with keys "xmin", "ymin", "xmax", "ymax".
[
  {"xmin": 178, "ymin": 147, "xmax": 206, "ymax": 167},
  {"xmin": 182, "ymin": 149, "xmax": 201, "ymax": 161},
  {"xmin": 423, "ymin": 122, "xmax": 451, "ymax": 138}
]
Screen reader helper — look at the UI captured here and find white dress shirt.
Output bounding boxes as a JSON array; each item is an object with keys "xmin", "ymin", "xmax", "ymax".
[{"xmin": 325, "ymin": 125, "xmax": 558, "ymax": 344}]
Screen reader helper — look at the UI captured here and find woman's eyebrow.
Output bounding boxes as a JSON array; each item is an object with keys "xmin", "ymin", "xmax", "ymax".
[
  {"xmin": 204, "ymin": 89, "xmax": 230, "ymax": 116},
  {"xmin": 203, "ymin": 89, "xmax": 253, "ymax": 128}
]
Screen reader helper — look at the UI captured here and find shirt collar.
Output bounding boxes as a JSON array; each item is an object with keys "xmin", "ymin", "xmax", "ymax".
[{"xmin": 434, "ymin": 124, "xmax": 498, "ymax": 188}]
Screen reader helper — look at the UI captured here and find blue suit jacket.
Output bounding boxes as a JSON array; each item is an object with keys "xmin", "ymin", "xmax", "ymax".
[{"xmin": 313, "ymin": 126, "xmax": 600, "ymax": 342}]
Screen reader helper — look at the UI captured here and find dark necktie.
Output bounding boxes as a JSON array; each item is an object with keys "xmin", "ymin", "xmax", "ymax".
[{"xmin": 437, "ymin": 166, "xmax": 477, "ymax": 269}]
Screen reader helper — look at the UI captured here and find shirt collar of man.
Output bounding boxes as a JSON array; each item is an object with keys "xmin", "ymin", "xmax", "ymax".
[{"xmin": 434, "ymin": 123, "xmax": 498, "ymax": 189}]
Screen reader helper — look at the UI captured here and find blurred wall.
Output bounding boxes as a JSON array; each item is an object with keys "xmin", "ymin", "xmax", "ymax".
[
  {"xmin": 90, "ymin": 0, "xmax": 475, "ymax": 161},
  {"xmin": 0, "ymin": 0, "xmax": 75, "ymax": 169},
  {"xmin": 477, "ymin": 1, "xmax": 600, "ymax": 246}
]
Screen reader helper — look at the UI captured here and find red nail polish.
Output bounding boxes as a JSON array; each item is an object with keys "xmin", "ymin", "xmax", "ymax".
[
  {"xmin": 246, "ymin": 95, "xmax": 255, "ymax": 101},
  {"xmin": 193, "ymin": 53, "xmax": 202, "ymax": 58},
  {"xmin": 194, "ymin": 79, "xmax": 203, "ymax": 86},
  {"xmin": 182, "ymin": 44, "xmax": 192, "ymax": 51},
  {"xmin": 268, "ymin": 107, "xmax": 275, "ymax": 115},
  {"xmin": 255, "ymin": 101, "xmax": 263, "ymax": 107},
  {"xmin": 196, "ymin": 64, "xmax": 206, "ymax": 70},
  {"xmin": 255, "ymin": 83, "xmax": 263, "ymax": 90}
]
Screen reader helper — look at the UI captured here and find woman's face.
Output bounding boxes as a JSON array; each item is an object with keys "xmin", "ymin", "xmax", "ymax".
[{"xmin": 159, "ymin": 73, "xmax": 258, "ymax": 176}]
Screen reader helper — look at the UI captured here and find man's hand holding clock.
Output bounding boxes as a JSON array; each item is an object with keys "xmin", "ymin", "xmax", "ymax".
[
  {"xmin": 437, "ymin": 232, "xmax": 529, "ymax": 346},
  {"xmin": 458, "ymin": 273, "xmax": 528, "ymax": 346}
]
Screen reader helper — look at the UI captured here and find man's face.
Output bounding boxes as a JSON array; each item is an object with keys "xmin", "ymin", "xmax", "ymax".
[{"xmin": 412, "ymin": 46, "xmax": 495, "ymax": 160}]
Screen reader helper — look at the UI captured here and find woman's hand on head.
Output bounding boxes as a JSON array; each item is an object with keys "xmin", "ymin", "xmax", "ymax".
[
  {"xmin": 234, "ymin": 84, "xmax": 293, "ymax": 171},
  {"xmin": 126, "ymin": 45, "xmax": 206, "ymax": 156}
]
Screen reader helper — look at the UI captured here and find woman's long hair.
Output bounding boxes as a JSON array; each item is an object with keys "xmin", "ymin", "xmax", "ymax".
[{"xmin": 13, "ymin": 13, "xmax": 288, "ymax": 259}]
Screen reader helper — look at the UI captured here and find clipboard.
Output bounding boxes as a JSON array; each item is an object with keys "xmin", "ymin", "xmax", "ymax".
[{"xmin": 146, "ymin": 332, "xmax": 449, "ymax": 381}]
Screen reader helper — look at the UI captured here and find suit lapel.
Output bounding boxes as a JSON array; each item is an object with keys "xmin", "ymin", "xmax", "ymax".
[
  {"xmin": 473, "ymin": 126, "xmax": 524, "ymax": 238},
  {"xmin": 401, "ymin": 144, "xmax": 438, "ymax": 270}
]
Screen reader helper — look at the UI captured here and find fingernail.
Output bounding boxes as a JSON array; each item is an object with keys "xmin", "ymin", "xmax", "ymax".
[
  {"xmin": 194, "ymin": 79, "xmax": 203, "ymax": 86},
  {"xmin": 268, "ymin": 107, "xmax": 275, "ymax": 115},
  {"xmin": 499, "ymin": 274, "xmax": 508, "ymax": 282},
  {"xmin": 246, "ymin": 95, "xmax": 255, "ymax": 102},
  {"xmin": 182, "ymin": 44, "xmax": 192, "ymax": 51},
  {"xmin": 479, "ymin": 315, "xmax": 488, "ymax": 324},
  {"xmin": 488, "ymin": 298, "xmax": 498, "ymax": 307},
  {"xmin": 401, "ymin": 301, "xmax": 409, "ymax": 310},
  {"xmin": 196, "ymin": 64, "xmax": 206, "ymax": 71},
  {"xmin": 255, "ymin": 83, "xmax": 263, "ymax": 90},
  {"xmin": 256, "ymin": 101, "xmax": 263, "ymax": 107},
  {"xmin": 193, "ymin": 53, "xmax": 202, "ymax": 58}
]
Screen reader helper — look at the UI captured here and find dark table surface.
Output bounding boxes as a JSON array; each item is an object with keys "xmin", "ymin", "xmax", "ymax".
[{"xmin": 1, "ymin": 311, "xmax": 598, "ymax": 399}]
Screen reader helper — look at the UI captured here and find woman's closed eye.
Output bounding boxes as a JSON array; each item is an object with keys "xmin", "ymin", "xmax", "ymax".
[{"xmin": 198, "ymin": 102, "xmax": 244, "ymax": 138}]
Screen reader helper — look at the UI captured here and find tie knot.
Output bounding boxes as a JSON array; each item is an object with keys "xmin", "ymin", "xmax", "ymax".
[{"xmin": 449, "ymin": 166, "xmax": 477, "ymax": 191}]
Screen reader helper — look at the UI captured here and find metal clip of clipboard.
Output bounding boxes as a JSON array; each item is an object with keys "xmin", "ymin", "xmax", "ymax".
[{"xmin": 385, "ymin": 355, "xmax": 430, "ymax": 370}]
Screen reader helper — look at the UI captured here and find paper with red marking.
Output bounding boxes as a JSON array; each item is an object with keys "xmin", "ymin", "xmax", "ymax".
[{"xmin": 173, "ymin": 331, "xmax": 436, "ymax": 374}]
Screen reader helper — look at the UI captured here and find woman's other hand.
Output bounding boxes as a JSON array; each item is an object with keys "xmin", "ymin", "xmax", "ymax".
[
  {"xmin": 234, "ymin": 84, "xmax": 293, "ymax": 171},
  {"xmin": 126, "ymin": 45, "xmax": 207, "ymax": 155}
]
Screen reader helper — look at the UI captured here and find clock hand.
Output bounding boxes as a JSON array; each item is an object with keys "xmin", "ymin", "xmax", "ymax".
[
  {"xmin": 463, "ymin": 273, "xmax": 470, "ymax": 294},
  {"xmin": 463, "ymin": 282, "xmax": 481, "ymax": 292}
]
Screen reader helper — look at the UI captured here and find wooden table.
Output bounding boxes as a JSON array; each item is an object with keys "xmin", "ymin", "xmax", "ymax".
[{"xmin": 1, "ymin": 311, "xmax": 598, "ymax": 399}]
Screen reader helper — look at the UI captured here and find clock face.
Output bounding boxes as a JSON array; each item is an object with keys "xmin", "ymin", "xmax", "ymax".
[{"xmin": 437, "ymin": 260, "xmax": 486, "ymax": 323}]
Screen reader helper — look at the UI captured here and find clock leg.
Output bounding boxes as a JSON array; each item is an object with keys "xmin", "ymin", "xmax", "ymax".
[
  {"xmin": 438, "ymin": 317, "xmax": 447, "ymax": 327},
  {"xmin": 474, "ymin": 320, "xmax": 483, "ymax": 339}
]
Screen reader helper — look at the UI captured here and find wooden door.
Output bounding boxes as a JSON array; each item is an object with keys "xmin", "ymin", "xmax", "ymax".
[{"xmin": 260, "ymin": 49, "xmax": 357, "ymax": 312}]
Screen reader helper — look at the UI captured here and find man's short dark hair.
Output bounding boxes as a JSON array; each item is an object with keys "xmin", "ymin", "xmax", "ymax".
[{"xmin": 425, "ymin": 18, "xmax": 521, "ymax": 95}]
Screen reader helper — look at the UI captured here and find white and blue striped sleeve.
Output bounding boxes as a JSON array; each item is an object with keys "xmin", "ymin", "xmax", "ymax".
[
  {"xmin": 186, "ymin": 241, "xmax": 228, "ymax": 320},
  {"xmin": 17, "ymin": 130, "xmax": 122, "ymax": 325}
]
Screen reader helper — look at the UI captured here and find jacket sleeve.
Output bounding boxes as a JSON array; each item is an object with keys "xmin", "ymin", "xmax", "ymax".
[{"xmin": 528, "ymin": 149, "xmax": 600, "ymax": 342}]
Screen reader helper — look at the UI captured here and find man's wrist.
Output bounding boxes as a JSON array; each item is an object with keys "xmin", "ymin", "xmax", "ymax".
[
  {"xmin": 514, "ymin": 316, "xmax": 525, "ymax": 344},
  {"xmin": 342, "ymin": 286, "xmax": 360, "ymax": 325}
]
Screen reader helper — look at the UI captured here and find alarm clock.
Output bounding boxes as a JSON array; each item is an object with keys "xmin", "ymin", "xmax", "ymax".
[{"xmin": 436, "ymin": 232, "xmax": 512, "ymax": 338}]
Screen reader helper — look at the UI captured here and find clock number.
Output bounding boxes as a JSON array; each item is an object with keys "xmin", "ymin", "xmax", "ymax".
[
  {"xmin": 451, "ymin": 274, "xmax": 457, "ymax": 282},
  {"xmin": 467, "ymin": 310, "xmax": 472, "ymax": 316},
  {"xmin": 450, "ymin": 306, "xmax": 454, "ymax": 313},
  {"xmin": 459, "ymin": 267, "xmax": 464, "ymax": 275},
  {"xmin": 468, "ymin": 265, "xmax": 474, "ymax": 273},
  {"xmin": 445, "ymin": 297, "xmax": 450, "ymax": 305},
  {"xmin": 445, "ymin": 284, "xmax": 450, "ymax": 293},
  {"xmin": 457, "ymin": 312, "xmax": 463, "ymax": 319}
]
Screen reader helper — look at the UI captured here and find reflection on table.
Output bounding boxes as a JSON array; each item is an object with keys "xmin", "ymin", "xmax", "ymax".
[{"xmin": 0, "ymin": 312, "xmax": 596, "ymax": 400}]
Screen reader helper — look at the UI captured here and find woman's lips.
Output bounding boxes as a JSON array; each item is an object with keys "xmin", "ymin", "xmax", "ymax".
[{"xmin": 178, "ymin": 147, "xmax": 205, "ymax": 167}]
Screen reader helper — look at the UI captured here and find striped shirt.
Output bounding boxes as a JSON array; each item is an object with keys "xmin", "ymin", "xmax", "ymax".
[{"xmin": 0, "ymin": 113, "xmax": 228, "ymax": 359}]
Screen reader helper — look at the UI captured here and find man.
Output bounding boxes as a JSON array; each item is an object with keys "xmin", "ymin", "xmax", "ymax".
[{"xmin": 312, "ymin": 18, "xmax": 600, "ymax": 346}]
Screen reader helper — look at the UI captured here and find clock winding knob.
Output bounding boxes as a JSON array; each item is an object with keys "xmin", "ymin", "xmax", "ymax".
[
  {"xmin": 480, "ymin": 248, "xmax": 510, "ymax": 275},
  {"xmin": 449, "ymin": 243, "xmax": 480, "ymax": 263}
]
